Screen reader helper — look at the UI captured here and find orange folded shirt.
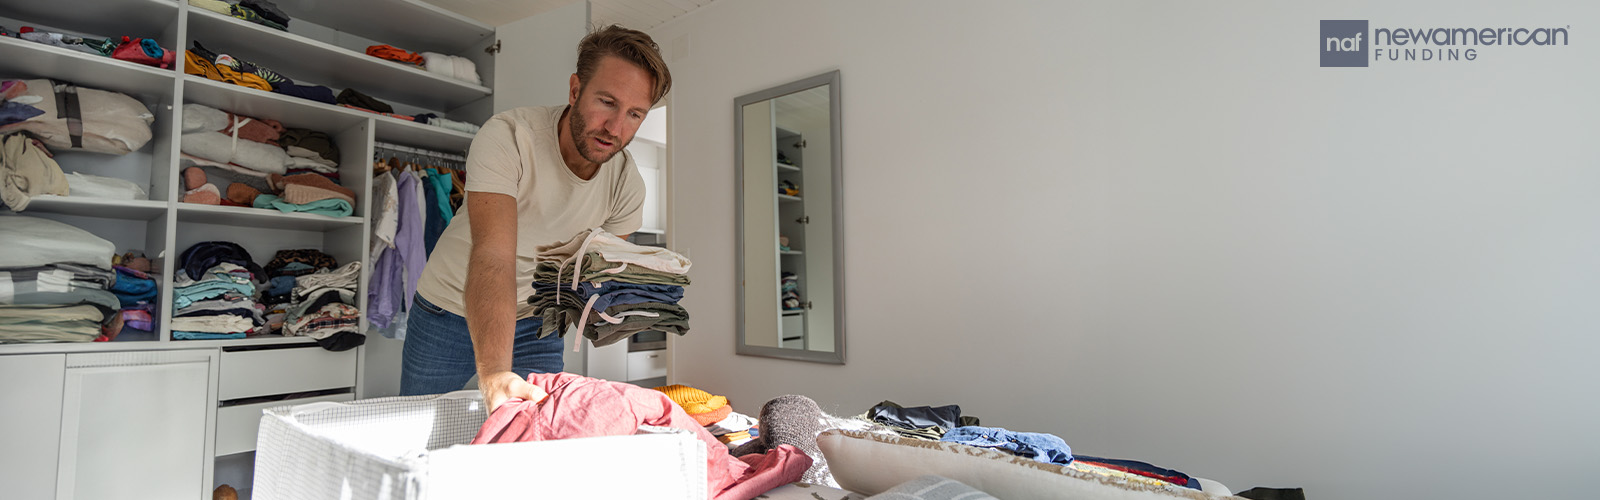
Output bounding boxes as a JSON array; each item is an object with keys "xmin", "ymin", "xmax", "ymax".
[{"xmin": 366, "ymin": 44, "xmax": 424, "ymax": 66}]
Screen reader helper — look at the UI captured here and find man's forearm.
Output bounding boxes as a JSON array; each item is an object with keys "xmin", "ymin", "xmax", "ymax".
[{"xmin": 464, "ymin": 251, "xmax": 516, "ymax": 376}]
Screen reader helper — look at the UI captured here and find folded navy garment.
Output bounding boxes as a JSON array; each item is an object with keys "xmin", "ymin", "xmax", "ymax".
[
  {"xmin": 869, "ymin": 402, "xmax": 967, "ymax": 430},
  {"xmin": 271, "ymin": 82, "xmax": 336, "ymax": 105},
  {"xmin": 179, "ymin": 241, "xmax": 264, "ymax": 282}
]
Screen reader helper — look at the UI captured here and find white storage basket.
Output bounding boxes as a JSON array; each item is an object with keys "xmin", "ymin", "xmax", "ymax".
[{"xmin": 253, "ymin": 390, "xmax": 708, "ymax": 500}]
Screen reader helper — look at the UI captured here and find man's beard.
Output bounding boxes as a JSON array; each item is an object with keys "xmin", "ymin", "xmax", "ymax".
[{"xmin": 570, "ymin": 109, "xmax": 625, "ymax": 164}]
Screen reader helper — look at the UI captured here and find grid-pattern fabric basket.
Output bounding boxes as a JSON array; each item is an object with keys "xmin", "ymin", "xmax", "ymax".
[
  {"xmin": 253, "ymin": 392, "xmax": 486, "ymax": 500},
  {"xmin": 252, "ymin": 391, "xmax": 708, "ymax": 500}
]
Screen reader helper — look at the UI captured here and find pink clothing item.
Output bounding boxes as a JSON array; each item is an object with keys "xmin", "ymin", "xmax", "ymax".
[
  {"xmin": 471, "ymin": 372, "xmax": 811, "ymax": 500},
  {"xmin": 183, "ymin": 183, "xmax": 221, "ymax": 205}
]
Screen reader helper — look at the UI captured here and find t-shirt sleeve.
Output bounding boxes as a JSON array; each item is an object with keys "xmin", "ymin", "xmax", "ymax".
[
  {"xmin": 462, "ymin": 116, "xmax": 521, "ymax": 198},
  {"xmin": 602, "ymin": 152, "xmax": 647, "ymax": 236}
]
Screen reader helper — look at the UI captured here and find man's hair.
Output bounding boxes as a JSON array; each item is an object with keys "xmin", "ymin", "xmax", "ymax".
[{"xmin": 576, "ymin": 25, "xmax": 672, "ymax": 105}]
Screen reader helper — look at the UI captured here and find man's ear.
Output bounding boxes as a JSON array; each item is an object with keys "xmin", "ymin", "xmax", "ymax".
[{"xmin": 568, "ymin": 73, "xmax": 581, "ymax": 106}]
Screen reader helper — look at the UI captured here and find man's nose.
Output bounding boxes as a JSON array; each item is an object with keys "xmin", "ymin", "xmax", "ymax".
[{"xmin": 603, "ymin": 112, "xmax": 624, "ymax": 136}]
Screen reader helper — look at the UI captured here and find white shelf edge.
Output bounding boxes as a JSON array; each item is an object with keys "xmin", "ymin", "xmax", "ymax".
[
  {"xmin": 185, "ymin": 76, "xmax": 478, "ymax": 147},
  {"xmin": 0, "ymin": 335, "xmax": 321, "ymax": 354},
  {"xmin": 181, "ymin": 75, "xmax": 372, "ymax": 128},
  {"xmin": 175, "ymin": 202, "xmax": 364, "ymax": 226},
  {"xmin": 23, "ymin": 195, "xmax": 167, "ymax": 206},
  {"xmin": 777, "ymin": 194, "xmax": 803, "ymax": 202},
  {"xmin": 776, "ymin": 162, "xmax": 801, "ymax": 172},
  {"xmin": 0, "ymin": 35, "xmax": 178, "ymax": 97}
]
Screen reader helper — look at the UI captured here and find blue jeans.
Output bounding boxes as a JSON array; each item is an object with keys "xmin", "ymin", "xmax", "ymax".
[
  {"xmin": 399, "ymin": 293, "xmax": 564, "ymax": 396},
  {"xmin": 940, "ymin": 426, "xmax": 1073, "ymax": 465}
]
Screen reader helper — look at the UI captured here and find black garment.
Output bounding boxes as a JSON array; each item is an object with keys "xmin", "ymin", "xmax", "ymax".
[
  {"xmin": 868, "ymin": 400, "xmax": 978, "ymax": 430},
  {"xmin": 263, "ymin": 249, "xmax": 337, "ymax": 278},
  {"xmin": 336, "ymin": 88, "xmax": 393, "ymax": 113},
  {"xmin": 1075, "ymin": 455, "xmax": 1199, "ymax": 490},
  {"xmin": 280, "ymin": 128, "xmax": 340, "ymax": 163},
  {"xmin": 316, "ymin": 331, "xmax": 365, "ymax": 351},
  {"xmin": 272, "ymin": 82, "xmax": 336, "ymax": 104},
  {"xmin": 239, "ymin": 0, "xmax": 290, "ymax": 27},
  {"xmin": 295, "ymin": 288, "xmax": 348, "ymax": 315},
  {"xmin": 179, "ymin": 241, "xmax": 264, "ymax": 282},
  {"xmin": 1236, "ymin": 488, "xmax": 1306, "ymax": 500}
]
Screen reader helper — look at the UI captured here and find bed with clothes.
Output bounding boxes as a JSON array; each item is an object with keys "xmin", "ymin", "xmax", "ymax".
[
  {"xmin": 255, "ymin": 228, "xmax": 1258, "ymax": 499},
  {"xmin": 251, "ymin": 379, "xmax": 1250, "ymax": 500}
]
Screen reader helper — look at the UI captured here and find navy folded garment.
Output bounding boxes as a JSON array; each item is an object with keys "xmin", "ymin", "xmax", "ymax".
[
  {"xmin": 271, "ymin": 82, "xmax": 336, "ymax": 105},
  {"xmin": 869, "ymin": 402, "xmax": 966, "ymax": 430},
  {"xmin": 179, "ymin": 241, "xmax": 265, "ymax": 282}
]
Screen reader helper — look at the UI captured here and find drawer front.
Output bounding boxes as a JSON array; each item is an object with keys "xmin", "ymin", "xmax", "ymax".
[
  {"xmin": 627, "ymin": 350, "xmax": 667, "ymax": 381},
  {"xmin": 219, "ymin": 346, "xmax": 357, "ymax": 401},
  {"xmin": 215, "ymin": 393, "xmax": 354, "ymax": 456}
]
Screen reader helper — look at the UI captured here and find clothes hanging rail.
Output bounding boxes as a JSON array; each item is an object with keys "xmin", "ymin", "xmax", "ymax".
[{"xmin": 374, "ymin": 141, "xmax": 467, "ymax": 162}]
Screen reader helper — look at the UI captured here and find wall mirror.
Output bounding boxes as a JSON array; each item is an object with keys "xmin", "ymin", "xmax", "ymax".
[{"xmin": 735, "ymin": 71, "xmax": 844, "ymax": 364}]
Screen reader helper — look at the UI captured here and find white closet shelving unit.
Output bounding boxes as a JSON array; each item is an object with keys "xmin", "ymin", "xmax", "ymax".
[{"xmin": 0, "ymin": 0, "xmax": 496, "ymax": 497}]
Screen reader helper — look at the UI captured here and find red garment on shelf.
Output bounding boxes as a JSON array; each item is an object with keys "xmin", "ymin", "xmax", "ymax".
[
  {"xmin": 471, "ymin": 372, "xmax": 811, "ymax": 500},
  {"xmin": 365, "ymin": 44, "xmax": 424, "ymax": 66}
]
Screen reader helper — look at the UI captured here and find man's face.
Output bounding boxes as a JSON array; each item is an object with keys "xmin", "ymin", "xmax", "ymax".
[{"xmin": 569, "ymin": 55, "xmax": 654, "ymax": 164}]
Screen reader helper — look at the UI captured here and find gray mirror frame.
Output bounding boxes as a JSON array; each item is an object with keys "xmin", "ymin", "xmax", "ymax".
[{"xmin": 734, "ymin": 70, "xmax": 845, "ymax": 364}]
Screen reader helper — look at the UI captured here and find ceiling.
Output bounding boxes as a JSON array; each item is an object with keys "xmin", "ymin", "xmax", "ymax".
[
  {"xmin": 419, "ymin": 0, "xmax": 716, "ymax": 30},
  {"xmin": 774, "ymin": 86, "xmax": 831, "ymax": 137}
]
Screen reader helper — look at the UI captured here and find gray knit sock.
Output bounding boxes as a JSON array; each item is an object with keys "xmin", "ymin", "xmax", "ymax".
[{"xmin": 755, "ymin": 395, "xmax": 831, "ymax": 485}]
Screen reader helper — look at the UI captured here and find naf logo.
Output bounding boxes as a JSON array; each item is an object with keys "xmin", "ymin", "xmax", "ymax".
[{"xmin": 1321, "ymin": 20, "xmax": 1369, "ymax": 67}]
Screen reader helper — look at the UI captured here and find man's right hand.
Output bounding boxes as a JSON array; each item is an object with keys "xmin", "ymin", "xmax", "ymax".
[{"xmin": 480, "ymin": 371, "xmax": 549, "ymax": 412}]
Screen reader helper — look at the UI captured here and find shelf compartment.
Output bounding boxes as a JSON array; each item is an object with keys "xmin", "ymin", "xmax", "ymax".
[
  {"xmin": 0, "ymin": 35, "xmax": 177, "ymax": 98},
  {"xmin": 0, "ymin": 0, "xmax": 179, "ymax": 49},
  {"xmin": 15, "ymin": 196, "xmax": 168, "ymax": 221},
  {"xmin": 181, "ymin": 76, "xmax": 370, "ymax": 132},
  {"xmin": 176, "ymin": 203, "xmax": 363, "ymax": 231},
  {"xmin": 372, "ymin": 115, "xmax": 475, "ymax": 153},
  {"xmin": 268, "ymin": 0, "xmax": 492, "ymax": 55},
  {"xmin": 185, "ymin": 8, "xmax": 492, "ymax": 111}
]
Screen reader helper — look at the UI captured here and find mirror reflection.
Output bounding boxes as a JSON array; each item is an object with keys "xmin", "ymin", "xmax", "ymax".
[{"xmin": 736, "ymin": 71, "xmax": 843, "ymax": 364}]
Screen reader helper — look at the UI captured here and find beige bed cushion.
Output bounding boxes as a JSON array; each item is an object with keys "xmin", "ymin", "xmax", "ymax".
[{"xmin": 817, "ymin": 430, "xmax": 1236, "ymax": 499}]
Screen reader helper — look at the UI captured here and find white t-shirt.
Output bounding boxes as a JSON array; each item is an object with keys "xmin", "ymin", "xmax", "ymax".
[{"xmin": 415, "ymin": 105, "xmax": 646, "ymax": 318}]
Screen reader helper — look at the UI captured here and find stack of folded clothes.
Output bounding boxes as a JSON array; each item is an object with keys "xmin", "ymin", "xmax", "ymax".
[
  {"xmin": 781, "ymin": 272, "xmax": 801, "ymax": 311},
  {"xmin": 260, "ymin": 249, "xmax": 336, "ymax": 334},
  {"xmin": 188, "ymin": 0, "xmax": 291, "ymax": 31},
  {"xmin": 654, "ymin": 384, "xmax": 760, "ymax": 449},
  {"xmin": 179, "ymin": 104, "xmax": 355, "ymax": 216},
  {"xmin": 526, "ymin": 228, "xmax": 692, "ymax": 348},
  {"xmin": 109, "ymin": 252, "xmax": 160, "ymax": 339},
  {"xmin": 283, "ymin": 260, "xmax": 363, "ymax": 351},
  {"xmin": 0, "ymin": 216, "xmax": 121, "ymax": 343},
  {"xmin": 172, "ymin": 241, "xmax": 266, "ymax": 340},
  {"xmin": 185, "ymin": 40, "xmax": 339, "ymax": 104}
]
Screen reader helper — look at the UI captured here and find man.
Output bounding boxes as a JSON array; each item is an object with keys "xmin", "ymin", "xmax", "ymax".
[{"xmin": 400, "ymin": 25, "xmax": 671, "ymax": 411}]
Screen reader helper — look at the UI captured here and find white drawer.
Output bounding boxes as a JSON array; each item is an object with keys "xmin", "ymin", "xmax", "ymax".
[
  {"xmin": 219, "ymin": 346, "xmax": 357, "ymax": 401},
  {"xmin": 215, "ymin": 393, "xmax": 354, "ymax": 456},
  {"xmin": 627, "ymin": 350, "xmax": 667, "ymax": 381}
]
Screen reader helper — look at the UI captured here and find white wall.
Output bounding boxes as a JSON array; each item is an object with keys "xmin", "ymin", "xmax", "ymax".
[{"xmin": 652, "ymin": 1, "xmax": 1600, "ymax": 498}]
